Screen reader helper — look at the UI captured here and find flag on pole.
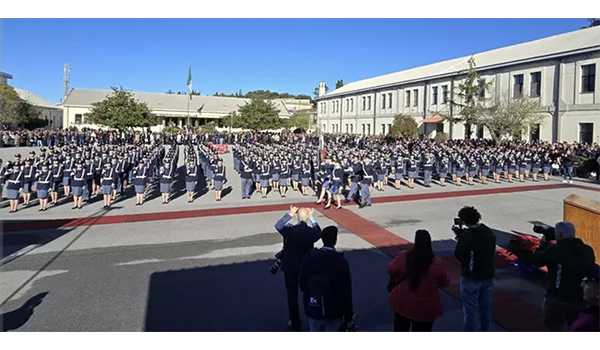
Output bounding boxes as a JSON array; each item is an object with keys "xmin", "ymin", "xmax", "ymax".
[{"xmin": 186, "ymin": 66, "xmax": 193, "ymax": 98}]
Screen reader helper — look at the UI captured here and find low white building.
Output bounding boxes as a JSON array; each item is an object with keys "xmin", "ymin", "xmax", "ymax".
[
  {"xmin": 62, "ymin": 89, "xmax": 312, "ymax": 131},
  {"xmin": 14, "ymin": 88, "xmax": 63, "ymax": 128},
  {"xmin": 316, "ymin": 26, "xmax": 600, "ymax": 144}
]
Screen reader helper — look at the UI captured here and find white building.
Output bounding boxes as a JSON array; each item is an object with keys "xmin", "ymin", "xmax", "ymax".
[
  {"xmin": 14, "ymin": 88, "xmax": 63, "ymax": 128},
  {"xmin": 62, "ymin": 89, "xmax": 312, "ymax": 130},
  {"xmin": 316, "ymin": 26, "xmax": 600, "ymax": 144}
]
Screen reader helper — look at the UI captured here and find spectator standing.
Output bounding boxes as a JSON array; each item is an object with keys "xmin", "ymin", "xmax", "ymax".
[
  {"xmin": 299, "ymin": 226, "xmax": 353, "ymax": 332},
  {"xmin": 533, "ymin": 222, "xmax": 596, "ymax": 331},
  {"xmin": 569, "ymin": 275, "xmax": 599, "ymax": 331},
  {"xmin": 274, "ymin": 206, "xmax": 321, "ymax": 331},
  {"xmin": 453, "ymin": 206, "xmax": 497, "ymax": 331},
  {"xmin": 388, "ymin": 230, "xmax": 450, "ymax": 331}
]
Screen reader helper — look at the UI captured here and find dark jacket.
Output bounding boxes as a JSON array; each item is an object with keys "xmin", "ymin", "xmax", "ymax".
[
  {"xmin": 454, "ymin": 223, "xmax": 496, "ymax": 280},
  {"xmin": 300, "ymin": 247, "xmax": 353, "ymax": 321},
  {"xmin": 533, "ymin": 238, "xmax": 596, "ymax": 302},
  {"xmin": 274, "ymin": 213, "xmax": 321, "ymax": 274}
]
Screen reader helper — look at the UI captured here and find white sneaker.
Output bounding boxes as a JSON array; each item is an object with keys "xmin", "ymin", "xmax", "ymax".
[
  {"xmin": 562, "ymin": 180, "xmax": 567, "ymax": 183},
  {"xmin": 569, "ymin": 180, "xmax": 573, "ymax": 184}
]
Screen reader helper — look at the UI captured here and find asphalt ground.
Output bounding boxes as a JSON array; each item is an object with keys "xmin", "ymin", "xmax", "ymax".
[{"xmin": 1, "ymin": 145, "xmax": 599, "ymax": 331}]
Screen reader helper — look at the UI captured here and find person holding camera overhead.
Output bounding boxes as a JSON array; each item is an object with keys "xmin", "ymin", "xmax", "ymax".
[
  {"xmin": 453, "ymin": 206, "xmax": 497, "ymax": 331},
  {"xmin": 274, "ymin": 206, "xmax": 321, "ymax": 331}
]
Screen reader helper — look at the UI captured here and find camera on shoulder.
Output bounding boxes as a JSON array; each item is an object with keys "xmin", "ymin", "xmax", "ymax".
[{"xmin": 533, "ymin": 224, "xmax": 556, "ymax": 241}]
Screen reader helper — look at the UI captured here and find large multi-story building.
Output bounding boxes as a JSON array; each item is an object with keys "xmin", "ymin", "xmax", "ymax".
[
  {"xmin": 62, "ymin": 89, "xmax": 312, "ymax": 130},
  {"xmin": 316, "ymin": 26, "xmax": 600, "ymax": 144}
]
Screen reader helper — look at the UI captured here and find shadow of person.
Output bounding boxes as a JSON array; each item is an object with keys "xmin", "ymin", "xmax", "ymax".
[{"xmin": 1, "ymin": 292, "xmax": 48, "ymax": 331}]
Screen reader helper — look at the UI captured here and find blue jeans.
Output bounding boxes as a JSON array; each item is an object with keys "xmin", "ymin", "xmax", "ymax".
[
  {"xmin": 346, "ymin": 181, "xmax": 359, "ymax": 200},
  {"xmin": 359, "ymin": 182, "xmax": 372, "ymax": 205},
  {"xmin": 460, "ymin": 277, "xmax": 493, "ymax": 331},
  {"xmin": 307, "ymin": 317, "xmax": 343, "ymax": 332},
  {"xmin": 241, "ymin": 178, "xmax": 253, "ymax": 198},
  {"xmin": 562, "ymin": 166, "xmax": 573, "ymax": 180}
]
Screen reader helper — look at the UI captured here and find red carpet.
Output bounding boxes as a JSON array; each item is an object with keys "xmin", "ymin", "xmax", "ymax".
[{"xmin": 2, "ymin": 182, "xmax": 585, "ymax": 233}]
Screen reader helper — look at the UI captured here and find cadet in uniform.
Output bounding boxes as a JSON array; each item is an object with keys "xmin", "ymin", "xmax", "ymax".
[
  {"xmin": 5, "ymin": 162, "xmax": 23, "ymax": 213},
  {"xmin": 50, "ymin": 159, "xmax": 63, "ymax": 205},
  {"xmin": 240, "ymin": 155, "xmax": 254, "ymax": 199},
  {"xmin": 132, "ymin": 160, "xmax": 149, "ymax": 206},
  {"xmin": 22, "ymin": 158, "xmax": 35, "ymax": 206},
  {"xmin": 185, "ymin": 160, "xmax": 199, "ymax": 203},
  {"xmin": 359, "ymin": 158, "xmax": 375, "ymax": 208},
  {"xmin": 36, "ymin": 163, "xmax": 52, "ymax": 211},
  {"xmin": 279, "ymin": 159, "xmax": 291, "ymax": 198},
  {"xmin": 101, "ymin": 162, "xmax": 115, "ymax": 208},
  {"xmin": 213, "ymin": 158, "xmax": 227, "ymax": 201},
  {"xmin": 422, "ymin": 153, "xmax": 435, "ymax": 187},
  {"xmin": 71, "ymin": 162, "xmax": 86, "ymax": 209}
]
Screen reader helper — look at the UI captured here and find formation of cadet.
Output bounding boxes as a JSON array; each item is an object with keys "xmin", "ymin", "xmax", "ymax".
[
  {"xmin": 2, "ymin": 129, "xmax": 599, "ymax": 213},
  {"xmin": 233, "ymin": 134, "xmax": 599, "ymax": 209}
]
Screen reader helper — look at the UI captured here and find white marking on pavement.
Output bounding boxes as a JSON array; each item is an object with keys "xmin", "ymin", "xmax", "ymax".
[
  {"xmin": 0, "ymin": 244, "xmax": 41, "ymax": 266},
  {"xmin": 0, "ymin": 270, "xmax": 68, "ymax": 304}
]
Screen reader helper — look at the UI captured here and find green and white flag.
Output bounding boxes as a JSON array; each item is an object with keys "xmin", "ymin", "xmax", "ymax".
[{"xmin": 186, "ymin": 66, "xmax": 192, "ymax": 95}]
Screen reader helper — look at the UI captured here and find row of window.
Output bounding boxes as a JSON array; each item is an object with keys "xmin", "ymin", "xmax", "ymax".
[
  {"xmin": 319, "ymin": 63, "xmax": 597, "ymax": 114},
  {"xmin": 322, "ymin": 122, "xmax": 393, "ymax": 135}
]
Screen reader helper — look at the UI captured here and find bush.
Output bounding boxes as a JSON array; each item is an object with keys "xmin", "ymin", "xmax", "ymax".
[
  {"xmin": 389, "ymin": 114, "xmax": 419, "ymax": 139},
  {"xmin": 434, "ymin": 132, "xmax": 448, "ymax": 143},
  {"xmin": 163, "ymin": 126, "xmax": 180, "ymax": 134}
]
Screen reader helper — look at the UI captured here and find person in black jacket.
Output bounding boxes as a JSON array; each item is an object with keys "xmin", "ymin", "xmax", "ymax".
[
  {"xmin": 453, "ymin": 206, "xmax": 496, "ymax": 331},
  {"xmin": 274, "ymin": 206, "xmax": 321, "ymax": 331},
  {"xmin": 300, "ymin": 225, "xmax": 353, "ymax": 332},
  {"xmin": 533, "ymin": 221, "xmax": 597, "ymax": 331}
]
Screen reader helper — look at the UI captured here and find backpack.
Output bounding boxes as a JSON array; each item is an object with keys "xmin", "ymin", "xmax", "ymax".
[{"xmin": 305, "ymin": 271, "xmax": 334, "ymax": 319}]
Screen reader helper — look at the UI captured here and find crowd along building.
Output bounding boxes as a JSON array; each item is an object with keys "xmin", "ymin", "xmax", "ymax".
[{"xmin": 316, "ymin": 26, "xmax": 600, "ymax": 144}]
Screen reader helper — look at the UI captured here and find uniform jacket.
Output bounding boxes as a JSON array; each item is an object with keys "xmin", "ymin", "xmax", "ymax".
[{"xmin": 274, "ymin": 213, "xmax": 321, "ymax": 275}]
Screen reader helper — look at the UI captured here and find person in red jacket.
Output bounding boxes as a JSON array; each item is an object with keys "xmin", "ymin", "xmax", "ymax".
[{"xmin": 388, "ymin": 229, "xmax": 450, "ymax": 331}]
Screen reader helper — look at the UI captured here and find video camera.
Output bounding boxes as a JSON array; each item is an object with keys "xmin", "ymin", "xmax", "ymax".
[
  {"xmin": 533, "ymin": 224, "xmax": 556, "ymax": 241},
  {"xmin": 270, "ymin": 250, "xmax": 284, "ymax": 274},
  {"xmin": 452, "ymin": 217, "xmax": 465, "ymax": 237}
]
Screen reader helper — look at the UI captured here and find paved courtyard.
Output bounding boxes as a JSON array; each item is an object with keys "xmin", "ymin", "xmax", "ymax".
[{"xmin": 1, "ymin": 146, "xmax": 599, "ymax": 331}]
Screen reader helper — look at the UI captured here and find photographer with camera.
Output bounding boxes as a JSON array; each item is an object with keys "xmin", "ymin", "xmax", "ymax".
[
  {"xmin": 452, "ymin": 206, "xmax": 497, "ymax": 331},
  {"xmin": 532, "ymin": 221, "xmax": 596, "ymax": 331},
  {"xmin": 299, "ymin": 226, "xmax": 354, "ymax": 332},
  {"xmin": 274, "ymin": 205, "xmax": 321, "ymax": 331}
]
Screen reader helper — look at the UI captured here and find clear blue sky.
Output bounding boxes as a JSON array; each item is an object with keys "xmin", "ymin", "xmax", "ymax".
[{"xmin": 0, "ymin": 18, "xmax": 588, "ymax": 103}]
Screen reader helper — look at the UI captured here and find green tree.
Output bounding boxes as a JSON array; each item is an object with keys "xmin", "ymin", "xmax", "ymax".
[
  {"xmin": 480, "ymin": 97, "xmax": 544, "ymax": 141},
  {"xmin": 232, "ymin": 98, "xmax": 282, "ymax": 130},
  {"xmin": 335, "ymin": 80, "xmax": 344, "ymax": 89},
  {"xmin": 389, "ymin": 114, "xmax": 419, "ymax": 138},
  {"xmin": 86, "ymin": 87, "xmax": 160, "ymax": 130},
  {"xmin": 450, "ymin": 57, "xmax": 491, "ymax": 139},
  {"xmin": 0, "ymin": 84, "xmax": 43, "ymax": 129},
  {"xmin": 285, "ymin": 110, "xmax": 312, "ymax": 130}
]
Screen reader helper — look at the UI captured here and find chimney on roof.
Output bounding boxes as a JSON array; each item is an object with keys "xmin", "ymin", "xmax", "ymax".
[{"xmin": 318, "ymin": 81, "xmax": 327, "ymax": 97}]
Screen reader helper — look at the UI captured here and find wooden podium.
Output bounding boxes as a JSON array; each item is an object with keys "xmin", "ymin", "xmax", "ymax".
[{"xmin": 563, "ymin": 194, "xmax": 600, "ymax": 263}]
